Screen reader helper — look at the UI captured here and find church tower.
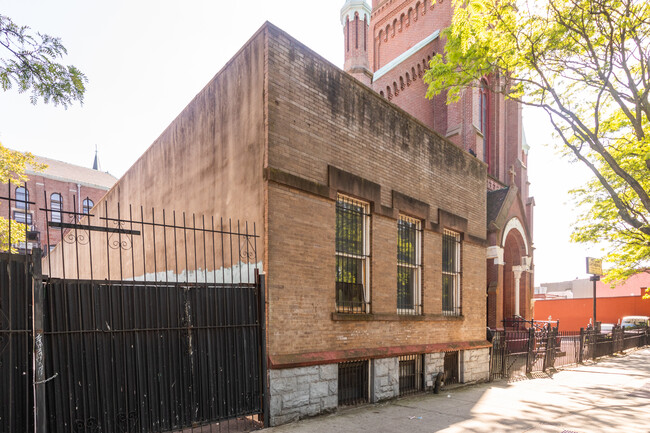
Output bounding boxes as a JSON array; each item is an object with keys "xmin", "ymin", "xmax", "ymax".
[
  {"xmin": 341, "ymin": 0, "xmax": 535, "ymax": 328},
  {"xmin": 340, "ymin": 0, "xmax": 373, "ymax": 86}
]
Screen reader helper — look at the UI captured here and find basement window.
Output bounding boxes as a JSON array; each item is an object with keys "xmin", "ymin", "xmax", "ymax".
[
  {"xmin": 338, "ymin": 360, "xmax": 369, "ymax": 406},
  {"xmin": 399, "ymin": 354, "xmax": 424, "ymax": 396}
]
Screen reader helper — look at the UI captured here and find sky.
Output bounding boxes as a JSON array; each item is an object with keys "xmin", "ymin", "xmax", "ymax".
[{"xmin": 0, "ymin": 0, "xmax": 604, "ymax": 284}]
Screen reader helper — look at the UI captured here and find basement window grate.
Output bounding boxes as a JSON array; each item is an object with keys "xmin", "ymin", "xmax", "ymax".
[
  {"xmin": 444, "ymin": 351, "xmax": 459, "ymax": 385},
  {"xmin": 399, "ymin": 354, "xmax": 424, "ymax": 396},
  {"xmin": 338, "ymin": 360, "xmax": 369, "ymax": 406}
]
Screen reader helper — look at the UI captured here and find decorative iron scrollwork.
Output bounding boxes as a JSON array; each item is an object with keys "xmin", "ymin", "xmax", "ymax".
[
  {"xmin": 239, "ymin": 235, "xmax": 257, "ymax": 262},
  {"xmin": 73, "ymin": 417, "xmax": 99, "ymax": 433},
  {"xmin": 117, "ymin": 410, "xmax": 138, "ymax": 432},
  {"xmin": 107, "ymin": 221, "xmax": 134, "ymax": 251},
  {"xmin": 62, "ymin": 229, "xmax": 90, "ymax": 246}
]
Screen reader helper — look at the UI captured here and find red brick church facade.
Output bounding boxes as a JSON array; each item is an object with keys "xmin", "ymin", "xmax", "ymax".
[{"xmin": 341, "ymin": 0, "xmax": 535, "ymax": 327}]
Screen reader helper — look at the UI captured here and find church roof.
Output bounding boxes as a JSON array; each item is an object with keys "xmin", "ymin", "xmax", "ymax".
[
  {"xmin": 26, "ymin": 155, "xmax": 117, "ymax": 190},
  {"xmin": 487, "ymin": 187, "xmax": 510, "ymax": 226}
]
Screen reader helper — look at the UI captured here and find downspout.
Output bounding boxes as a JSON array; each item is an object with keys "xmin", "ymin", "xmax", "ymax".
[{"xmin": 77, "ymin": 184, "xmax": 81, "ymax": 220}]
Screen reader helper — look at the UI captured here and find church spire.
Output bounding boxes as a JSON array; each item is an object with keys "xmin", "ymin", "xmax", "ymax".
[
  {"xmin": 341, "ymin": 0, "xmax": 372, "ymax": 86},
  {"xmin": 92, "ymin": 145, "xmax": 101, "ymax": 171}
]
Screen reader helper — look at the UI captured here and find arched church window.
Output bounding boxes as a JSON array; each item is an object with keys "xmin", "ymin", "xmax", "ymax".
[
  {"xmin": 15, "ymin": 186, "xmax": 29, "ymax": 209},
  {"xmin": 355, "ymin": 13, "xmax": 359, "ymax": 49},
  {"xmin": 346, "ymin": 17, "xmax": 350, "ymax": 52},
  {"xmin": 83, "ymin": 198, "xmax": 94, "ymax": 215},
  {"xmin": 480, "ymin": 79, "xmax": 490, "ymax": 170}
]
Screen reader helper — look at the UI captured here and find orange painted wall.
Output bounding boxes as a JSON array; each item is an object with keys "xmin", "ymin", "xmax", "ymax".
[{"xmin": 534, "ymin": 296, "xmax": 650, "ymax": 332}]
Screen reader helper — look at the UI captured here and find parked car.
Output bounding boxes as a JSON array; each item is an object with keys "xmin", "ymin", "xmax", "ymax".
[
  {"xmin": 620, "ymin": 316, "xmax": 649, "ymax": 333},
  {"xmin": 600, "ymin": 323, "xmax": 614, "ymax": 335}
]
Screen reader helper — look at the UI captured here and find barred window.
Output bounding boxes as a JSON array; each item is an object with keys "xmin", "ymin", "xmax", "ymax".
[
  {"xmin": 442, "ymin": 230, "xmax": 461, "ymax": 316},
  {"xmin": 335, "ymin": 195, "xmax": 370, "ymax": 313},
  {"xmin": 51, "ymin": 193, "xmax": 63, "ymax": 223},
  {"xmin": 397, "ymin": 215, "xmax": 422, "ymax": 315}
]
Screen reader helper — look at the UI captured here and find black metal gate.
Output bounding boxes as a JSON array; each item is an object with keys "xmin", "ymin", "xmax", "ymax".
[
  {"xmin": 1, "ymin": 184, "xmax": 267, "ymax": 432},
  {"xmin": 0, "ymin": 253, "xmax": 34, "ymax": 432}
]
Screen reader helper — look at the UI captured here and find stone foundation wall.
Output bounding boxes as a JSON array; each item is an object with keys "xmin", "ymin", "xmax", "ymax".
[
  {"xmin": 371, "ymin": 357, "xmax": 399, "ymax": 402},
  {"xmin": 425, "ymin": 352, "xmax": 445, "ymax": 389},
  {"xmin": 269, "ymin": 365, "xmax": 338, "ymax": 426},
  {"xmin": 461, "ymin": 348, "xmax": 490, "ymax": 383},
  {"xmin": 269, "ymin": 349, "xmax": 490, "ymax": 426}
]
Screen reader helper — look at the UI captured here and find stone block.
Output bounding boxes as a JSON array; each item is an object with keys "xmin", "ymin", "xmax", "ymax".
[
  {"xmin": 271, "ymin": 412, "xmax": 300, "ymax": 427},
  {"xmin": 319, "ymin": 364, "xmax": 337, "ymax": 381},
  {"xmin": 306, "ymin": 403, "xmax": 321, "ymax": 416},
  {"xmin": 270, "ymin": 376, "xmax": 297, "ymax": 394},
  {"xmin": 270, "ymin": 395, "xmax": 283, "ymax": 416},
  {"xmin": 310, "ymin": 381, "xmax": 329, "ymax": 400},
  {"xmin": 328, "ymin": 379, "xmax": 338, "ymax": 395},
  {"xmin": 322, "ymin": 395, "xmax": 338, "ymax": 410},
  {"xmin": 283, "ymin": 391, "xmax": 309, "ymax": 409}
]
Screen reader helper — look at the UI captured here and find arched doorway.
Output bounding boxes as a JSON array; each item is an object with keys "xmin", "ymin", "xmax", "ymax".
[{"xmin": 501, "ymin": 218, "xmax": 529, "ymax": 320}]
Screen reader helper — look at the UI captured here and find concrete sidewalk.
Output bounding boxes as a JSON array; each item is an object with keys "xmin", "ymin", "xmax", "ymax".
[{"xmin": 264, "ymin": 348, "xmax": 650, "ymax": 433}]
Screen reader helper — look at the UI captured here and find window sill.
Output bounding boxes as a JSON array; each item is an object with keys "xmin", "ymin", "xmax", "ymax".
[{"xmin": 331, "ymin": 312, "xmax": 465, "ymax": 322}]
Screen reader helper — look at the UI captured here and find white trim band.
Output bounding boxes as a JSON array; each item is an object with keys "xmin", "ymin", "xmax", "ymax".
[{"xmin": 373, "ymin": 30, "xmax": 440, "ymax": 81}]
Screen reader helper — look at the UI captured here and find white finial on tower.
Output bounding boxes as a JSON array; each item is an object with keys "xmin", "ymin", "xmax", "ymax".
[
  {"xmin": 340, "ymin": 0, "xmax": 371, "ymax": 26},
  {"xmin": 340, "ymin": 1, "xmax": 373, "ymax": 85}
]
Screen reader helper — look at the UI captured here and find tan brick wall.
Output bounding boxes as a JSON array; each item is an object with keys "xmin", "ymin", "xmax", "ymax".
[
  {"xmin": 266, "ymin": 183, "xmax": 486, "ymax": 359},
  {"xmin": 266, "ymin": 26, "xmax": 486, "ymax": 240},
  {"xmin": 264, "ymin": 26, "xmax": 488, "ymax": 361}
]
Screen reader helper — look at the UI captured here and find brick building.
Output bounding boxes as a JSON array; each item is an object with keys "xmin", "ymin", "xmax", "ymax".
[
  {"xmin": 3, "ymin": 154, "xmax": 116, "ymax": 253},
  {"xmin": 340, "ymin": 0, "xmax": 535, "ymax": 328},
  {"xmin": 50, "ymin": 23, "xmax": 494, "ymax": 424}
]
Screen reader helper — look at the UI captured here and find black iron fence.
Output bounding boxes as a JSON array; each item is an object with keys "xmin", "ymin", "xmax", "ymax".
[
  {"xmin": 578, "ymin": 326, "xmax": 649, "ymax": 363},
  {"xmin": 490, "ymin": 319, "xmax": 650, "ymax": 381},
  {"xmin": 0, "ymin": 185, "xmax": 266, "ymax": 433}
]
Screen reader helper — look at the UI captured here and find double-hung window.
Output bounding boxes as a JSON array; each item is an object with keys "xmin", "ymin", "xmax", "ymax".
[
  {"xmin": 397, "ymin": 215, "xmax": 422, "ymax": 315},
  {"xmin": 335, "ymin": 194, "xmax": 370, "ymax": 313},
  {"xmin": 442, "ymin": 230, "xmax": 461, "ymax": 316},
  {"xmin": 51, "ymin": 193, "xmax": 63, "ymax": 223}
]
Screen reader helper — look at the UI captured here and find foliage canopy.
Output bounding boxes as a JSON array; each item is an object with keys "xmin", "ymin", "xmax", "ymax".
[
  {"xmin": 0, "ymin": 14, "xmax": 87, "ymax": 107},
  {"xmin": 424, "ymin": 0, "xmax": 650, "ymax": 283}
]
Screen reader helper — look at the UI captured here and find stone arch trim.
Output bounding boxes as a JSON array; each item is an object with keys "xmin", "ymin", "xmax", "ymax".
[{"xmin": 500, "ymin": 217, "xmax": 529, "ymax": 256}]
